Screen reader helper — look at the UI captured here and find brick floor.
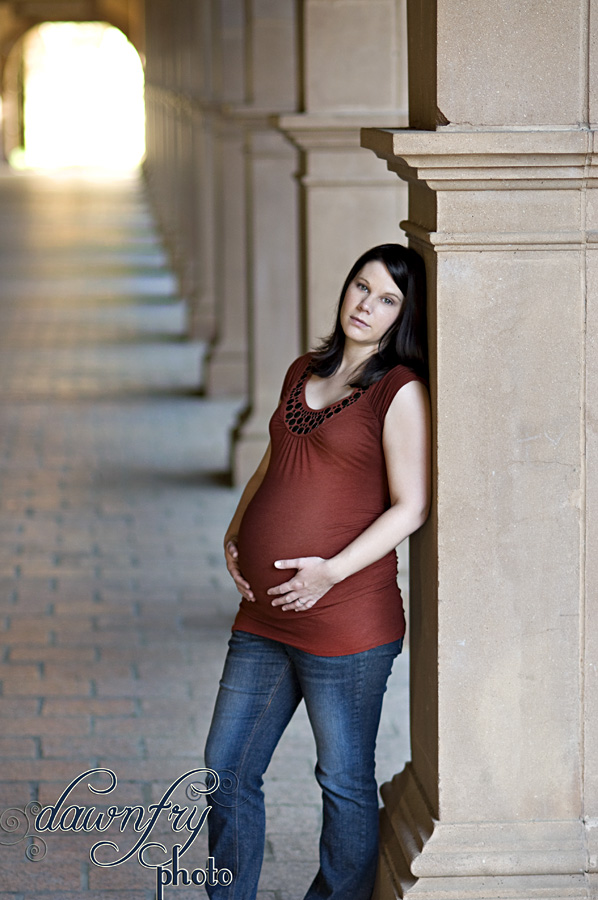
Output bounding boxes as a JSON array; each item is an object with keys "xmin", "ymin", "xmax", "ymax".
[{"xmin": 0, "ymin": 167, "xmax": 410, "ymax": 899}]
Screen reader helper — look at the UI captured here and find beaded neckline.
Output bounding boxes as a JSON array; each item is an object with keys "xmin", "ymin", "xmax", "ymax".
[{"xmin": 284, "ymin": 365, "xmax": 370, "ymax": 435}]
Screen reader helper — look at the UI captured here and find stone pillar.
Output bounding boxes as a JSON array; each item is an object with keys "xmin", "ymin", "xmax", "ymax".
[
  {"xmin": 280, "ymin": 0, "xmax": 408, "ymax": 346},
  {"xmin": 204, "ymin": 0, "xmax": 249, "ymax": 395},
  {"xmin": 361, "ymin": 2, "xmax": 597, "ymax": 898},
  {"xmin": 144, "ymin": 0, "xmax": 217, "ymax": 343},
  {"xmin": 278, "ymin": 0, "xmax": 411, "ymax": 590},
  {"xmin": 231, "ymin": 0, "xmax": 300, "ymax": 482},
  {"xmin": 186, "ymin": 0, "xmax": 217, "ymax": 342}
]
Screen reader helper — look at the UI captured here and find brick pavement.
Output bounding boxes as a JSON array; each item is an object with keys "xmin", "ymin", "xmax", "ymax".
[{"xmin": 0, "ymin": 168, "xmax": 410, "ymax": 900}]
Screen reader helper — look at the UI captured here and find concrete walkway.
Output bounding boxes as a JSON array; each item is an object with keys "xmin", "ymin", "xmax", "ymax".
[{"xmin": 0, "ymin": 168, "xmax": 409, "ymax": 900}]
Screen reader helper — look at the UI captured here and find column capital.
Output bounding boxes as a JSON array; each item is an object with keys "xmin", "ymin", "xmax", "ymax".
[
  {"xmin": 279, "ymin": 112, "xmax": 407, "ymax": 151},
  {"xmin": 361, "ymin": 127, "xmax": 597, "ymax": 190},
  {"xmin": 362, "ymin": 127, "xmax": 598, "ymax": 252}
]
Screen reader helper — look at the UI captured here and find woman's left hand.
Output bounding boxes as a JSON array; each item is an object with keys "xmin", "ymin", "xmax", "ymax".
[{"xmin": 267, "ymin": 557, "xmax": 337, "ymax": 612}]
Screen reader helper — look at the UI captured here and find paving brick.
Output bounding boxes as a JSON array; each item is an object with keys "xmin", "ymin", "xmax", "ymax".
[
  {"xmin": 0, "ymin": 737, "xmax": 38, "ymax": 759},
  {"xmin": 267, "ymin": 831, "xmax": 319, "ymax": 863},
  {"xmin": 93, "ymin": 717, "xmax": 191, "ymax": 738},
  {"xmin": 143, "ymin": 736, "xmax": 202, "ymax": 759},
  {"xmin": 86, "ymin": 864, "xmax": 155, "ymax": 891},
  {"xmin": 2, "ymin": 717, "xmax": 91, "ymax": 737},
  {"xmin": 0, "ymin": 783, "xmax": 38, "ymax": 808},
  {"xmin": 2, "ymin": 677, "xmax": 93, "ymax": 698},
  {"xmin": 37, "ymin": 780, "xmax": 146, "ymax": 808},
  {"xmin": 43, "ymin": 663, "xmax": 133, "ymax": 681},
  {"xmin": 0, "ymin": 622, "xmax": 53, "ymax": 644},
  {"xmin": 0, "ymin": 895, "xmax": 147, "ymax": 900},
  {"xmin": 0, "ymin": 847, "xmax": 84, "ymax": 891},
  {"xmin": 0, "ymin": 761, "xmax": 102, "ymax": 781},
  {"xmin": 40, "ymin": 736, "xmax": 143, "ymax": 760},
  {"xmin": 0, "ymin": 698, "xmax": 40, "ymax": 717},
  {"xmin": 10, "ymin": 646, "xmax": 97, "ymax": 663},
  {"xmin": 42, "ymin": 699, "xmax": 135, "ymax": 717}
]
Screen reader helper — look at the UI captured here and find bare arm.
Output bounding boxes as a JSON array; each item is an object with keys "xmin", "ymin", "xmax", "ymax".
[
  {"xmin": 268, "ymin": 381, "xmax": 431, "ymax": 610},
  {"xmin": 224, "ymin": 442, "xmax": 271, "ymax": 602}
]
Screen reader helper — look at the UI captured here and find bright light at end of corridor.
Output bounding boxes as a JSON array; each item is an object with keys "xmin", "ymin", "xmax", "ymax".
[{"xmin": 12, "ymin": 22, "xmax": 145, "ymax": 170}]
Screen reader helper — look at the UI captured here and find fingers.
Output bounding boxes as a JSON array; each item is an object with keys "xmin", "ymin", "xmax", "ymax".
[
  {"xmin": 281, "ymin": 597, "xmax": 317, "ymax": 613},
  {"xmin": 224, "ymin": 541, "xmax": 254, "ymax": 601},
  {"xmin": 267, "ymin": 579, "xmax": 298, "ymax": 598},
  {"xmin": 274, "ymin": 558, "xmax": 302, "ymax": 570},
  {"xmin": 225, "ymin": 539, "xmax": 239, "ymax": 560},
  {"xmin": 231, "ymin": 568, "xmax": 254, "ymax": 601},
  {"xmin": 230, "ymin": 568, "xmax": 252, "ymax": 593},
  {"xmin": 270, "ymin": 589, "xmax": 297, "ymax": 606},
  {"xmin": 270, "ymin": 589, "xmax": 318, "ymax": 611},
  {"xmin": 234, "ymin": 579, "xmax": 254, "ymax": 602}
]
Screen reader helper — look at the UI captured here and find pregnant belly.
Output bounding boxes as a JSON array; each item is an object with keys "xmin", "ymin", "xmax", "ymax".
[
  {"xmin": 237, "ymin": 510, "xmax": 317, "ymax": 605},
  {"xmin": 236, "ymin": 480, "xmax": 362, "ymax": 606}
]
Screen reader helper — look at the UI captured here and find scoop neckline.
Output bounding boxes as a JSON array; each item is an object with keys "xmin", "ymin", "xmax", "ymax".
[{"xmin": 300, "ymin": 370, "xmax": 361, "ymax": 412}]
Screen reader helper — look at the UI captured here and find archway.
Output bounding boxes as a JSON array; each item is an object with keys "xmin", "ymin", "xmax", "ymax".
[{"xmin": 3, "ymin": 21, "xmax": 145, "ymax": 168}]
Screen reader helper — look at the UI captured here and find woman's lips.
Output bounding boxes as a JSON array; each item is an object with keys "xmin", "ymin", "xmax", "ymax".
[{"xmin": 350, "ymin": 315, "xmax": 369, "ymax": 328}]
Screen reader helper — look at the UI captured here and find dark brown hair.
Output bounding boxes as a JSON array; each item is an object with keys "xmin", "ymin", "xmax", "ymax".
[{"xmin": 311, "ymin": 243, "xmax": 428, "ymax": 387}]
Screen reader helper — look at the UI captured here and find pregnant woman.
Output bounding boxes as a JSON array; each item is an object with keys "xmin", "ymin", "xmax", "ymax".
[{"xmin": 204, "ymin": 243, "xmax": 431, "ymax": 900}]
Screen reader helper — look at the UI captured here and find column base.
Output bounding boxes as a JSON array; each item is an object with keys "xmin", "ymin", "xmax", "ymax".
[{"xmin": 375, "ymin": 765, "xmax": 588, "ymax": 900}]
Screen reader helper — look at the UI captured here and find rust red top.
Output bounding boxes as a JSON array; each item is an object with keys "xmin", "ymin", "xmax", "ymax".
[{"xmin": 233, "ymin": 353, "xmax": 424, "ymax": 656}]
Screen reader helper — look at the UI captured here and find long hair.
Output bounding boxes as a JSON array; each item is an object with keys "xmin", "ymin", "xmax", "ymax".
[{"xmin": 310, "ymin": 243, "xmax": 428, "ymax": 388}]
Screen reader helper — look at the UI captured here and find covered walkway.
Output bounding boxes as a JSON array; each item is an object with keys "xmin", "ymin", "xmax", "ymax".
[{"xmin": 0, "ymin": 168, "xmax": 409, "ymax": 899}]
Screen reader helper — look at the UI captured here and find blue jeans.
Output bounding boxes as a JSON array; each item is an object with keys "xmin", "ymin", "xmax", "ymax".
[{"xmin": 203, "ymin": 630, "xmax": 402, "ymax": 900}]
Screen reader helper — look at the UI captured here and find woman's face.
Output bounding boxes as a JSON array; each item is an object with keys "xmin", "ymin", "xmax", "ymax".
[{"xmin": 340, "ymin": 260, "xmax": 404, "ymax": 350}]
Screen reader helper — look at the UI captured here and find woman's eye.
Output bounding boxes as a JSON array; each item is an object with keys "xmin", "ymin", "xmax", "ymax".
[
  {"xmin": 356, "ymin": 282, "xmax": 368, "ymax": 292},
  {"xmin": 382, "ymin": 297, "xmax": 394, "ymax": 305}
]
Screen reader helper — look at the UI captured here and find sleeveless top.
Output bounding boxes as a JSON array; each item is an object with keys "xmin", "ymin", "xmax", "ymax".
[{"xmin": 233, "ymin": 353, "xmax": 425, "ymax": 656}]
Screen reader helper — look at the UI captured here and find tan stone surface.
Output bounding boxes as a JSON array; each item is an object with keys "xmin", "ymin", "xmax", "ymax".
[
  {"xmin": 305, "ymin": 0, "xmax": 404, "ymax": 112},
  {"xmin": 591, "ymin": 0, "xmax": 598, "ymax": 126},
  {"xmin": 585, "ymin": 247, "xmax": 598, "ymax": 857},
  {"xmin": 250, "ymin": 0, "xmax": 297, "ymax": 110},
  {"xmin": 206, "ymin": 1, "xmax": 248, "ymax": 395},
  {"xmin": 218, "ymin": 0, "xmax": 245, "ymax": 103},
  {"xmin": 305, "ymin": 182, "xmax": 406, "ymax": 345},
  {"xmin": 232, "ymin": 127, "xmax": 300, "ymax": 482},
  {"xmin": 364, "ymin": 117, "xmax": 593, "ymax": 897},
  {"xmin": 436, "ymin": 0, "xmax": 586, "ymax": 127},
  {"xmin": 436, "ymin": 249, "xmax": 582, "ymax": 821}
]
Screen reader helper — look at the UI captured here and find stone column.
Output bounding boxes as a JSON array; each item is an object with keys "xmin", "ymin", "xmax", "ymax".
[
  {"xmin": 186, "ymin": 0, "xmax": 217, "ymax": 342},
  {"xmin": 280, "ymin": 0, "xmax": 408, "ymax": 347},
  {"xmin": 278, "ymin": 0, "xmax": 411, "ymax": 590},
  {"xmin": 231, "ymin": 0, "xmax": 301, "ymax": 482},
  {"xmin": 144, "ymin": 0, "xmax": 217, "ymax": 342},
  {"xmin": 204, "ymin": 0, "xmax": 249, "ymax": 395},
  {"xmin": 361, "ymin": 2, "xmax": 597, "ymax": 898}
]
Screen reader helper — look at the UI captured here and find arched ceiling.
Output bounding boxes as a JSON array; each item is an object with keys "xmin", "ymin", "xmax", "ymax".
[{"xmin": 0, "ymin": 0, "xmax": 145, "ymax": 59}]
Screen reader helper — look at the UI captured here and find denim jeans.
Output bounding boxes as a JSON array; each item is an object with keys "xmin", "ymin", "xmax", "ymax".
[{"xmin": 203, "ymin": 629, "xmax": 402, "ymax": 900}]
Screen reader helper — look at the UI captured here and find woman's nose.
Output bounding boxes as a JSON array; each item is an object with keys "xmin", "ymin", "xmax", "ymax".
[{"xmin": 357, "ymin": 296, "xmax": 372, "ymax": 312}]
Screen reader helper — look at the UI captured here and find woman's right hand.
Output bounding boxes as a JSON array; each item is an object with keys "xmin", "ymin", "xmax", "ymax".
[{"xmin": 224, "ymin": 537, "xmax": 255, "ymax": 602}]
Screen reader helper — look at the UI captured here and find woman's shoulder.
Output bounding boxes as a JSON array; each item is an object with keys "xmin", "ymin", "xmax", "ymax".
[
  {"xmin": 366, "ymin": 364, "xmax": 427, "ymax": 422},
  {"xmin": 280, "ymin": 353, "xmax": 313, "ymax": 396}
]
